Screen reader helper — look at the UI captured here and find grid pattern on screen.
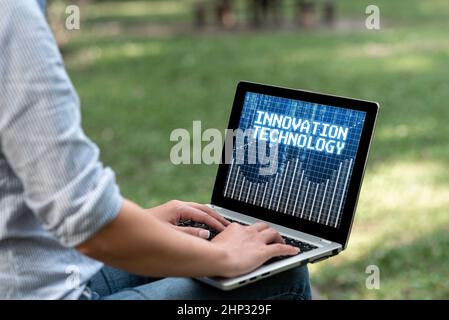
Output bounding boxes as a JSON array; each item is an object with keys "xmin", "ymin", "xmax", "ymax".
[{"xmin": 223, "ymin": 92, "xmax": 366, "ymax": 228}]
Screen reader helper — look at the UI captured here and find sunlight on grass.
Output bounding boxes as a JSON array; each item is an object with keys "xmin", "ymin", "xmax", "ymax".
[
  {"xmin": 312, "ymin": 222, "xmax": 449, "ymax": 299},
  {"xmin": 310, "ymin": 159, "xmax": 449, "ymax": 298},
  {"xmin": 320, "ymin": 159, "xmax": 449, "ymax": 252},
  {"xmin": 376, "ymin": 118, "xmax": 438, "ymax": 143},
  {"xmin": 383, "ymin": 56, "xmax": 435, "ymax": 73},
  {"xmin": 359, "ymin": 160, "xmax": 449, "ymax": 224},
  {"xmin": 66, "ymin": 42, "xmax": 163, "ymax": 68},
  {"xmin": 419, "ymin": 0, "xmax": 449, "ymax": 16},
  {"xmin": 282, "ymin": 48, "xmax": 328, "ymax": 64},
  {"xmin": 86, "ymin": 1, "xmax": 188, "ymax": 19},
  {"xmin": 336, "ymin": 38, "xmax": 449, "ymax": 59},
  {"xmin": 281, "ymin": 35, "xmax": 449, "ymax": 79}
]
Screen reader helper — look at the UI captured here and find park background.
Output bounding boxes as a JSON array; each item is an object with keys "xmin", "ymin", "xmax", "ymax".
[{"xmin": 47, "ymin": 0, "xmax": 448, "ymax": 299}]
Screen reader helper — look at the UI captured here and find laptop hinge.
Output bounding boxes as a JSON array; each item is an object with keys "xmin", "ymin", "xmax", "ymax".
[{"xmin": 310, "ymin": 247, "xmax": 341, "ymax": 263}]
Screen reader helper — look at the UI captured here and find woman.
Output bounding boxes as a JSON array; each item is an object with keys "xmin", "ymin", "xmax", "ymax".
[{"xmin": 0, "ymin": 0, "xmax": 311, "ymax": 300}]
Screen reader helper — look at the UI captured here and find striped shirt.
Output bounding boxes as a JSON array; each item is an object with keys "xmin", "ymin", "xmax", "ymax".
[{"xmin": 0, "ymin": 1, "xmax": 123, "ymax": 299}]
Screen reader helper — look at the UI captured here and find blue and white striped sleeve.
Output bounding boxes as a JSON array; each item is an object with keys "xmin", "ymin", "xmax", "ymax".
[{"xmin": 0, "ymin": 0, "xmax": 123, "ymax": 247}]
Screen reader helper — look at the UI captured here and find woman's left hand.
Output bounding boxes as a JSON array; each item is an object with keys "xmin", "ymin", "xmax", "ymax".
[{"xmin": 147, "ymin": 200, "xmax": 230, "ymax": 239}]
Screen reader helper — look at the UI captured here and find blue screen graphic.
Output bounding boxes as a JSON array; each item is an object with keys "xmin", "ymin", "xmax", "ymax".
[{"xmin": 223, "ymin": 92, "xmax": 366, "ymax": 228}]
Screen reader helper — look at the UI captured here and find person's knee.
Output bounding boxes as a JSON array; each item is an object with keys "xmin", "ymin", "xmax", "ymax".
[{"xmin": 269, "ymin": 266, "xmax": 312, "ymax": 300}]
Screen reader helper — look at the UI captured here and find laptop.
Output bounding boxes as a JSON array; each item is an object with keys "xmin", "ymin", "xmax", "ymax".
[{"xmin": 190, "ymin": 81, "xmax": 378, "ymax": 290}]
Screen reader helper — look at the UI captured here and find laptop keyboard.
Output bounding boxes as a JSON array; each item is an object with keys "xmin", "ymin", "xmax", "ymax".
[{"xmin": 177, "ymin": 218, "xmax": 317, "ymax": 264}]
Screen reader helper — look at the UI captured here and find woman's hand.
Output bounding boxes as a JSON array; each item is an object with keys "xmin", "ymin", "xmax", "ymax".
[
  {"xmin": 211, "ymin": 222, "xmax": 300, "ymax": 277},
  {"xmin": 147, "ymin": 200, "xmax": 230, "ymax": 239},
  {"xmin": 78, "ymin": 199, "xmax": 299, "ymax": 278}
]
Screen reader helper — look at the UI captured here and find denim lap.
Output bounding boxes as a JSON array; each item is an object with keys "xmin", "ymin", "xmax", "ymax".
[{"xmin": 83, "ymin": 265, "xmax": 311, "ymax": 300}]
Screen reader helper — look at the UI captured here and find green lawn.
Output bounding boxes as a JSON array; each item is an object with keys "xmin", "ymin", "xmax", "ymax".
[{"xmin": 61, "ymin": 0, "xmax": 449, "ymax": 299}]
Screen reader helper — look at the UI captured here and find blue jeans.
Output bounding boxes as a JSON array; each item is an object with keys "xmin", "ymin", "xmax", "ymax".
[{"xmin": 80, "ymin": 265, "xmax": 311, "ymax": 300}]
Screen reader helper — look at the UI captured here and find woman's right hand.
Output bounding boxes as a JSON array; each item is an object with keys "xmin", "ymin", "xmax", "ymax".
[{"xmin": 211, "ymin": 222, "xmax": 300, "ymax": 278}]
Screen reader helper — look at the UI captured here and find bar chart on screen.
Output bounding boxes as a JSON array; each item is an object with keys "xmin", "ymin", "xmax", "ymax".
[
  {"xmin": 223, "ymin": 91, "xmax": 367, "ymax": 228},
  {"xmin": 223, "ymin": 156, "xmax": 353, "ymax": 228}
]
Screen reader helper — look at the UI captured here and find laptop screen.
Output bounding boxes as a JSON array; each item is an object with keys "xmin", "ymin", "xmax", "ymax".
[{"xmin": 222, "ymin": 91, "xmax": 367, "ymax": 229}]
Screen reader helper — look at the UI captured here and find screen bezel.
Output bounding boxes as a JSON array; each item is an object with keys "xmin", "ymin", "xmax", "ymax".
[{"xmin": 211, "ymin": 81, "xmax": 379, "ymax": 248}]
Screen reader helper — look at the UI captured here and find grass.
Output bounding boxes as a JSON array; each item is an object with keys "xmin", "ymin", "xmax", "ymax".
[
  {"xmin": 60, "ymin": 0, "xmax": 449, "ymax": 299},
  {"xmin": 83, "ymin": 0, "xmax": 193, "ymax": 25}
]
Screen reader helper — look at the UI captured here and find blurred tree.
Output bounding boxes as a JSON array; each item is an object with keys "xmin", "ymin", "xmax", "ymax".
[
  {"xmin": 215, "ymin": 0, "xmax": 235, "ymax": 28},
  {"xmin": 296, "ymin": 0, "xmax": 316, "ymax": 28},
  {"xmin": 322, "ymin": 0, "xmax": 336, "ymax": 26},
  {"xmin": 249, "ymin": 0, "xmax": 282, "ymax": 27},
  {"xmin": 193, "ymin": 1, "xmax": 208, "ymax": 28}
]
